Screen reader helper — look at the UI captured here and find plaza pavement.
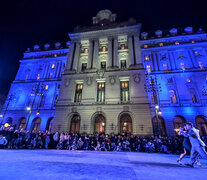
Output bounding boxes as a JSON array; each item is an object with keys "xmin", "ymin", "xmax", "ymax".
[{"xmin": 0, "ymin": 150, "xmax": 206, "ymax": 180}]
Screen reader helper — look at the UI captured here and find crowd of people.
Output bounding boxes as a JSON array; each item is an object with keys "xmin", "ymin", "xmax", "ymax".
[{"xmin": 0, "ymin": 126, "xmax": 207, "ymax": 155}]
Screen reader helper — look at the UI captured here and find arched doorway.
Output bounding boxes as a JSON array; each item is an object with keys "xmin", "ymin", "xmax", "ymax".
[
  {"xmin": 173, "ymin": 115, "xmax": 186, "ymax": 135},
  {"xmin": 31, "ymin": 117, "xmax": 41, "ymax": 132},
  {"xmin": 19, "ymin": 117, "xmax": 26, "ymax": 130},
  {"xmin": 196, "ymin": 115, "xmax": 207, "ymax": 136},
  {"xmin": 152, "ymin": 116, "xmax": 167, "ymax": 136},
  {"xmin": 94, "ymin": 114, "xmax": 105, "ymax": 133},
  {"xmin": 46, "ymin": 117, "xmax": 54, "ymax": 131},
  {"xmin": 70, "ymin": 114, "xmax": 81, "ymax": 133},
  {"xmin": 120, "ymin": 113, "xmax": 132, "ymax": 134}
]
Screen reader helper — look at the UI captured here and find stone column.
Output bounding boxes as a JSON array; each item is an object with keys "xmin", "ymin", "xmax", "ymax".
[
  {"xmin": 108, "ymin": 37, "xmax": 113, "ymax": 68},
  {"xmin": 128, "ymin": 35, "xmax": 134, "ymax": 67},
  {"xmin": 113, "ymin": 37, "xmax": 119, "ymax": 68},
  {"xmin": 65, "ymin": 41, "xmax": 75, "ymax": 72},
  {"xmin": 88, "ymin": 40, "xmax": 93, "ymax": 69},
  {"xmin": 72, "ymin": 41, "xmax": 80, "ymax": 71},
  {"xmin": 92, "ymin": 40, "xmax": 99, "ymax": 69},
  {"xmin": 133, "ymin": 35, "xmax": 142, "ymax": 66}
]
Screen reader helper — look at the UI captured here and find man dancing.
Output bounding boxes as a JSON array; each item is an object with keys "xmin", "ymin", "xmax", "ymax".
[{"xmin": 179, "ymin": 122, "xmax": 207, "ymax": 167}]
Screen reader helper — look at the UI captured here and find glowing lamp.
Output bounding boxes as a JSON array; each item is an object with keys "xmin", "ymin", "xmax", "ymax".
[
  {"xmin": 27, "ymin": 107, "xmax": 31, "ymax": 111},
  {"xmin": 155, "ymin": 105, "xmax": 159, "ymax": 109},
  {"xmin": 36, "ymin": 110, "xmax": 40, "ymax": 116},
  {"xmin": 4, "ymin": 123, "xmax": 10, "ymax": 128},
  {"xmin": 158, "ymin": 109, "xmax": 162, "ymax": 115},
  {"xmin": 0, "ymin": 115, "xmax": 3, "ymax": 118}
]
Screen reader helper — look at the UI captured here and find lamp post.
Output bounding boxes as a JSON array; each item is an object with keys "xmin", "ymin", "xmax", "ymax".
[
  {"xmin": 25, "ymin": 82, "xmax": 46, "ymax": 130},
  {"xmin": 0, "ymin": 94, "xmax": 16, "ymax": 126},
  {"xmin": 144, "ymin": 75, "xmax": 162, "ymax": 136}
]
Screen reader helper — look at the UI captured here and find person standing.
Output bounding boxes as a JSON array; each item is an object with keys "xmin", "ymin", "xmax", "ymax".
[{"xmin": 180, "ymin": 122, "xmax": 207, "ymax": 167}]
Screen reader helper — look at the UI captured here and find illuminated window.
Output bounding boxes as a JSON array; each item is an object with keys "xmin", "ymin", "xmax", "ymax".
[
  {"xmin": 145, "ymin": 56, "xmax": 150, "ymax": 61},
  {"xmin": 51, "ymin": 64, "xmax": 55, "ymax": 69},
  {"xmin": 190, "ymin": 88, "xmax": 198, "ymax": 103},
  {"xmin": 175, "ymin": 41, "xmax": 179, "ymax": 45},
  {"xmin": 169, "ymin": 90, "xmax": 178, "ymax": 104},
  {"xmin": 49, "ymin": 73, "xmax": 53, "ymax": 79},
  {"xmin": 37, "ymin": 74, "xmax": 40, "ymax": 80},
  {"xmin": 163, "ymin": 64, "xmax": 169, "ymax": 71},
  {"xmin": 101, "ymin": 62, "xmax": 106, "ymax": 70},
  {"xmin": 121, "ymin": 60, "xmax": 126, "ymax": 69},
  {"xmin": 121, "ymin": 44, "xmax": 125, "ymax": 50},
  {"xmin": 192, "ymin": 40, "xmax": 195, "ymax": 43},
  {"xmin": 180, "ymin": 63, "xmax": 185, "ymax": 70},
  {"xmin": 144, "ymin": 44, "xmax": 148, "ymax": 48},
  {"xmin": 102, "ymin": 46, "xmax": 106, "ymax": 52},
  {"xmin": 186, "ymin": 78, "xmax": 191, "ymax": 83},
  {"xmin": 146, "ymin": 65, "xmax": 151, "ymax": 73},
  {"xmin": 54, "ymin": 54, "xmax": 57, "ymax": 57},
  {"xmin": 45, "ymin": 85, "xmax": 49, "ymax": 90},
  {"xmin": 84, "ymin": 48, "xmax": 88, "ymax": 54},
  {"xmin": 195, "ymin": 51, "xmax": 200, "ymax": 56},
  {"xmin": 120, "ymin": 81, "xmax": 129, "ymax": 102},
  {"xmin": 159, "ymin": 43, "xmax": 164, "ymax": 47},
  {"xmin": 25, "ymin": 74, "xmax": 29, "ymax": 81},
  {"xmin": 74, "ymin": 84, "xmax": 83, "ymax": 102},
  {"xmin": 81, "ymin": 63, "xmax": 87, "ymax": 71},
  {"xmin": 199, "ymin": 61, "xmax": 204, "ymax": 69},
  {"xmin": 97, "ymin": 82, "xmax": 105, "ymax": 102}
]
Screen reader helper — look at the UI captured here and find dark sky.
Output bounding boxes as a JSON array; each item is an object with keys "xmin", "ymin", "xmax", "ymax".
[{"xmin": 0, "ymin": 0, "xmax": 206, "ymax": 101}]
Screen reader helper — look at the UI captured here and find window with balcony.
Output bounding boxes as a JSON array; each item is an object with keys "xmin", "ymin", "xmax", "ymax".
[
  {"xmin": 121, "ymin": 44, "xmax": 126, "ymax": 50},
  {"xmin": 37, "ymin": 74, "xmax": 40, "ymax": 80},
  {"xmin": 74, "ymin": 84, "xmax": 83, "ymax": 102},
  {"xmin": 81, "ymin": 63, "xmax": 87, "ymax": 71},
  {"xmin": 163, "ymin": 64, "xmax": 169, "ymax": 71},
  {"xmin": 120, "ymin": 81, "xmax": 129, "ymax": 102},
  {"xmin": 190, "ymin": 88, "xmax": 198, "ymax": 104},
  {"xmin": 169, "ymin": 90, "xmax": 178, "ymax": 104},
  {"xmin": 146, "ymin": 65, "xmax": 151, "ymax": 73},
  {"xmin": 102, "ymin": 46, "xmax": 107, "ymax": 52},
  {"xmin": 97, "ymin": 82, "xmax": 105, "ymax": 102}
]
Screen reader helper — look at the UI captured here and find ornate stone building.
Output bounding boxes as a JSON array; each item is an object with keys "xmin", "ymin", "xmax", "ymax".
[
  {"xmin": 53, "ymin": 10, "xmax": 152, "ymax": 135},
  {"xmin": 1, "ymin": 10, "xmax": 207, "ymax": 136}
]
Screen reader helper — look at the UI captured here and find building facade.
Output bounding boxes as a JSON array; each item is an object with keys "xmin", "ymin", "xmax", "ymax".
[{"xmin": 1, "ymin": 10, "xmax": 207, "ymax": 136}]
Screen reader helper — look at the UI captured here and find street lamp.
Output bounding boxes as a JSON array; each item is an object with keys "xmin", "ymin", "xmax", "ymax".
[
  {"xmin": 144, "ymin": 75, "xmax": 162, "ymax": 136},
  {"xmin": 0, "ymin": 94, "xmax": 16, "ymax": 126},
  {"xmin": 25, "ymin": 82, "xmax": 46, "ymax": 130}
]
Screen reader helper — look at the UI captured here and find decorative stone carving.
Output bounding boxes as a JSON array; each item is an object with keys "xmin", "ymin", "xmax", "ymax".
[
  {"xmin": 44, "ymin": 44, "xmax": 50, "ymax": 50},
  {"xmin": 109, "ymin": 76, "xmax": 116, "ymax": 85},
  {"xmin": 34, "ymin": 45, "xmax": 40, "ymax": 51},
  {"xmin": 169, "ymin": 28, "xmax": 177, "ymax": 36},
  {"xmin": 86, "ymin": 77, "xmax": 93, "ymax": 86},
  {"xmin": 133, "ymin": 73, "xmax": 140, "ymax": 84},
  {"xmin": 155, "ymin": 30, "xmax": 162, "ymax": 38},
  {"xmin": 64, "ymin": 78, "xmax": 70, "ymax": 87},
  {"xmin": 184, "ymin": 27, "xmax": 193, "ymax": 34}
]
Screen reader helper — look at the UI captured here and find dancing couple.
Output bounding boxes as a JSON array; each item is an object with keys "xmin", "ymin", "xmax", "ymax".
[{"xmin": 178, "ymin": 122, "xmax": 207, "ymax": 167}]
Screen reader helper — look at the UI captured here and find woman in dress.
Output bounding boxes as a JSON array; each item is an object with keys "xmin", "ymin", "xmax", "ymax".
[{"xmin": 177, "ymin": 124, "xmax": 201, "ymax": 166}]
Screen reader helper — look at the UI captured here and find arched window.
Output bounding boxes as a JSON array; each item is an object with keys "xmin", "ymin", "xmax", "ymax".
[
  {"xmin": 120, "ymin": 113, "xmax": 132, "ymax": 134},
  {"xmin": 169, "ymin": 90, "xmax": 178, "ymax": 104},
  {"xmin": 173, "ymin": 116, "xmax": 186, "ymax": 134},
  {"xmin": 46, "ymin": 117, "xmax": 53, "ymax": 131},
  {"xmin": 19, "ymin": 117, "xmax": 26, "ymax": 130},
  {"xmin": 31, "ymin": 117, "xmax": 41, "ymax": 132},
  {"xmin": 189, "ymin": 88, "xmax": 198, "ymax": 103},
  {"xmin": 70, "ymin": 114, "xmax": 81, "ymax": 133},
  {"xmin": 152, "ymin": 116, "xmax": 167, "ymax": 136},
  {"xmin": 94, "ymin": 114, "xmax": 105, "ymax": 133},
  {"xmin": 196, "ymin": 116, "xmax": 207, "ymax": 136}
]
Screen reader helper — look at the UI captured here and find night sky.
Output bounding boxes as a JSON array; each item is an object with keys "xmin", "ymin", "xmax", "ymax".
[{"xmin": 0, "ymin": 0, "xmax": 206, "ymax": 102}]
